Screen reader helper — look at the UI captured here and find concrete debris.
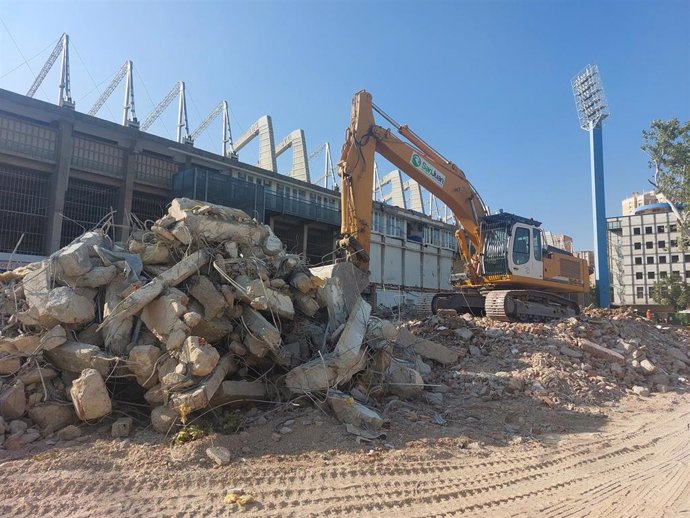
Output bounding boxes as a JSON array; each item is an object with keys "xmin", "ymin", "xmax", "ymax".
[
  {"xmin": 209, "ymin": 380, "xmax": 266, "ymax": 407},
  {"xmin": 5, "ymin": 197, "xmax": 689, "ymax": 452},
  {"xmin": 56, "ymin": 424, "xmax": 81, "ymax": 441},
  {"xmin": 70, "ymin": 369, "xmax": 112, "ymax": 421},
  {"xmin": 111, "ymin": 417, "xmax": 133, "ymax": 438},
  {"xmin": 0, "ymin": 380, "xmax": 26, "ymax": 420},
  {"xmin": 206, "ymin": 446, "xmax": 232, "ymax": 466},
  {"xmin": 150, "ymin": 405, "xmax": 178, "ymax": 434},
  {"xmin": 396, "ymin": 327, "xmax": 459, "ymax": 365},
  {"xmin": 28, "ymin": 403, "xmax": 76, "ymax": 432},
  {"xmin": 327, "ymin": 389, "xmax": 385, "ymax": 430}
]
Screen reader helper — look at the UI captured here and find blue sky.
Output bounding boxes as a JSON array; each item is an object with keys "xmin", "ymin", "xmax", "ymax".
[{"xmin": 1, "ymin": 0, "xmax": 688, "ymax": 250}]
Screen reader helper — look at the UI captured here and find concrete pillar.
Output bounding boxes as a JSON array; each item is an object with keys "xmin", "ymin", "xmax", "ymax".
[
  {"xmin": 116, "ymin": 142, "xmax": 136, "ymax": 242},
  {"xmin": 46, "ymin": 120, "xmax": 73, "ymax": 254},
  {"xmin": 302, "ymin": 223, "xmax": 309, "ymax": 258}
]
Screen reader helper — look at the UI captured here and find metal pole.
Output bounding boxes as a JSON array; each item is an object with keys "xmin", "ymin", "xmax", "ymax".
[{"xmin": 589, "ymin": 121, "xmax": 610, "ymax": 307}]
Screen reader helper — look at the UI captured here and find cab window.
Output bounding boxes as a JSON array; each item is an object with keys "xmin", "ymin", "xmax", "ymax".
[
  {"xmin": 513, "ymin": 227, "xmax": 530, "ymax": 265},
  {"xmin": 533, "ymin": 229, "xmax": 542, "ymax": 261}
]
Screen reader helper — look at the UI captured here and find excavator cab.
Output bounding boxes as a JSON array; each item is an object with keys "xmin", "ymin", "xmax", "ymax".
[{"xmin": 480, "ymin": 212, "xmax": 544, "ymax": 281}]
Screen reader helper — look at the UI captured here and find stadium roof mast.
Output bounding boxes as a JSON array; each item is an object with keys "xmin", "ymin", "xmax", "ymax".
[
  {"xmin": 27, "ymin": 32, "xmax": 74, "ymax": 109},
  {"xmin": 572, "ymin": 64, "xmax": 610, "ymax": 308},
  {"xmin": 88, "ymin": 60, "xmax": 138, "ymax": 127}
]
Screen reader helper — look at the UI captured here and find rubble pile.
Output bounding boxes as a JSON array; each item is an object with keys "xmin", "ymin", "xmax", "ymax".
[
  {"xmin": 0, "ymin": 198, "xmax": 457, "ymax": 449},
  {"xmin": 407, "ymin": 308, "xmax": 690, "ymax": 407}
]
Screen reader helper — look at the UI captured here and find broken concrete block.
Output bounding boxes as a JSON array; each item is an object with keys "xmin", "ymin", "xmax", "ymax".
[
  {"xmin": 111, "ymin": 417, "xmax": 133, "ymax": 438},
  {"xmin": 292, "ymin": 290, "xmax": 320, "ymax": 317},
  {"xmin": 210, "ymin": 380, "xmax": 267, "ymax": 407},
  {"xmin": 367, "ymin": 319, "xmax": 399, "ymax": 342},
  {"xmin": 242, "ymin": 307, "xmax": 282, "ymax": 354},
  {"xmin": 151, "ymin": 405, "xmax": 178, "ymax": 434},
  {"xmin": 40, "ymin": 325, "xmax": 68, "ymax": 351},
  {"xmin": 28, "ymin": 403, "xmax": 77, "ymax": 432},
  {"xmin": 144, "ymin": 384, "xmax": 165, "ymax": 406},
  {"xmin": 0, "ymin": 380, "xmax": 26, "ymax": 419},
  {"xmin": 243, "ymin": 279, "xmax": 294, "ymax": 320},
  {"xmin": 168, "ymin": 198, "xmax": 267, "ymax": 244},
  {"xmin": 128, "ymin": 345, "xmax": 162, "ymax": 387},
  {"xmin": 0, "ymin": 334, "xmax": 42, "ymax": 355},
  {"xmin": 18, "ymin": 366, "xmax": 57, "ymax": 386},
  {"xmin": 102, "ymin": 276, "xmax": 134, "ymax": 356},
  {"xmin": 56, "ymin": 242, "xmax": 92, "ymax": 277},
  {"xmin": 141, "ymin": 301, "xmax": 189, "ymax": 353},
  {"xmin": 183, "ymin": 311, "xmax": 203, "ymax": 328},
  {"xmin": 286, "ymin": 298, "xmax": 371, "ymax": 394},
  {"xmin": 179, "ymin": 336, "xmax": 220, "ymax": 376},
  {"xmin": 206, "ymin": 446, "xmax": 231, "ymax": 466},
  {"xmin": 71, "ymin": 369, "xmax": 112, "ymax": 421},
  {"xmin": 193, "ymin": 316, "xmax": 234, "ymax": 344},
  {"xmin": 396, "ymin": 327, "xmax": 459, "ymax": 365},
  {"xmin": 0, "ymin": 353, "xmax": 21, "ymax": 375},
  {"xmin": 385, "ymin": 360, "xmax": 424, "ymax": 398},
  {"xmin": 311, "ymin": 262, "xmax": 369, "ymax": 314},
  {"xmin": 328, "ymin": 389, "xmax": 384, "ymax": 430},
  {"xmin": 171, "ymin": 355, "xmax": 236, "ymax": 412},
  {"xmin": 68, "ymin": 265, "xmax": 117, "ymax": 288},
  {"xmin": 577, "ymin": 339, "xmax": 626, "ymax": 365},
  {"xmin": 189, "ymin": 275, "xmax": 227, "ymax": 320},
  {"xmin": 44, "ymin": 341, "xmax": 112, "ymax": 377},
  {"xmin": 640, "ymin": 359, "xmax": 657, "ymax": 374},
  {"xmin": 44, "ymin": 287, "xmax": 94, "ymax": 325},
  {"xmin": 57, "ymin": 424, "xmax": 81, "ymax": 441},
  {"xmin": 98, "ymin": 249, "xmax": 209, "ymax": 331}
]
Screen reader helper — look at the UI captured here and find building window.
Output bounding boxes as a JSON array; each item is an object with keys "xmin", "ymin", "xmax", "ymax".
[
  {"xmin": 636, "ymin": 287, "xmax": 644, "ymax": 299},
  {"xmin": 635, "ymin": 272, "xmax": 643, "ymax": 280},
  {"xmin": 657, "ymin": 225, "xmax": 665, "ymax": 233},
  {"xmin": 646, "ymin": 242, "xmax": 654, "ymax": 249},
  {"xmin": 647, "ymin": 257, "xmax": 654, "ymax": 264},
  {"xmin": 658, "ymin": 240, "xmax": 666, "ymax": 248},
  {"xmin": 633, "ymin": 227, "xmax": 641, "ymax": 235},
  {"xmin": 672, "ymin": 255, "xmax": 679, "ymax": 263},
  {"xmin": 660, "ymin": 271, "xmax": 668, "ymax": 278},
  {"xmin": 671, "ymin": 239, "xmax": 678, "ymax": 247},
  {"xmin": 634, "ymin": 242, "xmax": 642, "ymax": 250},
  {"xmin": 645, "ymin": 226, "xmax": 653, "ymax": 234},
  {"xmin": 686, "ymin": 271, "xmax": 690, "ymax": 279},
  {"xmin": 635, "ymin": 257, "xmax": 643, "ymax": 265},
  {"xmin": 685, "ymin": 255, "xmax": 690, "ymax": 262},
  {"xmin": 385, "ymin": 214, "xmax": 404, "ymax": 238},
  {"xmin": 660, "ymin": 256, "xmax": 667, "ymax": 264},
  {"xmin": 670, "ymin": 224, "xmax": 677, "ymax": 232},
  {"xmin": 648, "ymin": 272, "xmax": 655, "ymax": 279},
  {"xmin": 372, "ymin": 211, "xmax": 384, "ymax": 234},
  {"xmin": 673, "ymin": 270, "xmax": 680, "ymax": 278}
]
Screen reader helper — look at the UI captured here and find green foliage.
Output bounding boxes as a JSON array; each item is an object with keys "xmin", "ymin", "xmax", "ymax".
[
  {"xmin": 170, "ymin": 422, "xmax": 211, "ymax": 445},
  {"xmin": 650, "ymin": 273, "xmax": 690, "ymax": 310},
  {"xmin": 641, "ymin": 119, "xmax": 690, "ymax": 246}
]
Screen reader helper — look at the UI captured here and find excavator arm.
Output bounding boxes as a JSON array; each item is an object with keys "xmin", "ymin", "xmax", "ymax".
[{"xmin": 338, "ymin": 90, "xmax": 487, "ymax": 277}]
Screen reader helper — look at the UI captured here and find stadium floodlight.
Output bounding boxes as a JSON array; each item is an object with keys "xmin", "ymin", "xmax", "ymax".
[
  {"xmin": 572, "ymin": 64, "xmax": 610, "ymax": 308},
  {"xmin": 572, "ymin": 64, "xmax": 609, "ymax": 130}
]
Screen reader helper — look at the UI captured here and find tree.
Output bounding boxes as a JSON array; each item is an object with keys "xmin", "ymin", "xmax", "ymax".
[
  {"xmin": 641, "ymin": 119, "xmax": 690, "ymax": 246},
  {"xmin": 650, "ymin": 273, "xmax": 690, "ymax": 310}
]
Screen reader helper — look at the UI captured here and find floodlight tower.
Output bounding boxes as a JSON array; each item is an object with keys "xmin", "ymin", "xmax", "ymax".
[{"xmin": 572, "ymin": 64, "xmax": 610, "ymax": 308}]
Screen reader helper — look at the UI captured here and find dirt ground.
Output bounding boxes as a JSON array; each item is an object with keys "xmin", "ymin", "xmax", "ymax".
[{"xmin": 1, "ymin": 389, "xmax": 688, "ymax": 518}]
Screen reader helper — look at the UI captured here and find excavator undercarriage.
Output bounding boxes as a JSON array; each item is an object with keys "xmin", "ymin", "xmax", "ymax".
[{"xmin": 432, "ymin": 289, "xmax": 580, "ymax": 322}]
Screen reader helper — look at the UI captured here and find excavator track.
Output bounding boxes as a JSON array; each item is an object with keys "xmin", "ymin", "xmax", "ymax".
[{"xmin": 485, "ymin": 289, "xmax": 580, "ymax": 322}]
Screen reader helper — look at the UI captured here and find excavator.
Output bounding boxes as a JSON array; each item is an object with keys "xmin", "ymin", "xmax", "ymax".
[{"xmin": 336, "ymin": 90, "xmax": 589, "ymax": 321}]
